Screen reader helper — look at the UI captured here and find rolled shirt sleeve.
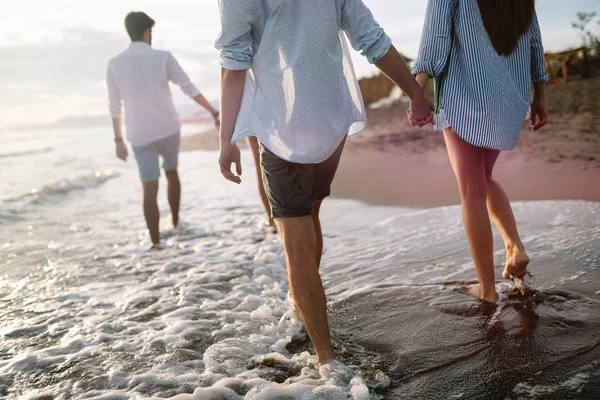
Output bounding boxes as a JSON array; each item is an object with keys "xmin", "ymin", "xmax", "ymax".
[
  {"xmin": 412, "ymin": 0, "xmax": 458, "ymax": 78},
  {"xmin": 106, "ymin": 64, "xmax": 122, "ymax": 118},
  {"xmin": 340, "ymin": 0, "xmax": 392, "ymax": 64},
  {"xmin": 167, "ymin": 53, "xmax": 201, "ymax": 98},
  {"xmin": 530, "ymin": 14, "xmax": 550, "ymax": 83},
  {"xmin": 215, "ymin": 0, "xmax": 254, "ymax": 70}
]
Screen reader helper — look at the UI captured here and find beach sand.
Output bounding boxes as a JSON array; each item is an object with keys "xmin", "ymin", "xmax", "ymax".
[
  {"xmin": 181, "ymin": 77, "xmax": 600, "ymax": 208},
  {"xmin": 2, "ymin": 79, "xmax": 599, "ymax": 399}
]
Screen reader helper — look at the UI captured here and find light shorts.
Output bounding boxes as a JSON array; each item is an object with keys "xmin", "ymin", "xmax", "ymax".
[{"xmin": 131, "ymin": 133, "xmax": 180, "ymax": 183}]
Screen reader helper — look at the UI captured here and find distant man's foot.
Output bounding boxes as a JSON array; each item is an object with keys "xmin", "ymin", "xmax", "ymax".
[
  {"xmin": 261, "ymin": 221, "xmax": 278, "ymax": 235},
  {"xmin": 172, "ymin": 216, "xmax": 179, "ymax": 229},
  {"xmin": 467, "ymin": 285, "xmax": 498, "ymax": 303},
  {"xmin": 503, "ymin": 245, "xmax": 529, "ymax": 279},
  {"xmin": 150, "ymin": 243, "xmax": 166, "ymax": 251}
]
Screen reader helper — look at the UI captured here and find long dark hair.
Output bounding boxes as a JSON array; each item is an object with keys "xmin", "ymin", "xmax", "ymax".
[{"xmin": 477, "ymin": 0, "xmax": 536, "ymax": 56}]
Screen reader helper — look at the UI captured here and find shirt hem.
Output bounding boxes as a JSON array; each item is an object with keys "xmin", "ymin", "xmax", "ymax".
[
  {"xmin": 127, "ymin": 130, "xmax": 181, "ymax": 147},
  {"xmin": 231, "ymin": 118, "xmax": 366, "ymax": 164}
]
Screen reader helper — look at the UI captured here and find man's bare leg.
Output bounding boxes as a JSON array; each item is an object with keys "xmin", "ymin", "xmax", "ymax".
[
  {"xmin": 483, "ymin": 151, "xmax": 529, "ymax": 279},
  {"xmin": 443, "ymin": 129, "xmax": 498, "ymax": 303},
  {"xmin": 142, "ymin": 180, "xmax": 160, "ymax": 245},
  {"xmin": 165, "ymin": 170, "xmax": 181, "ymax": 228},
  {"xmin": 275, "ymin": 215, "xmax": 335, "ymax": 363},
  {"xmin": 247, "ymin": 137, "xmax": 274, "ymax": 226},
  {"xmin": 312, "ymin": 199, "xmax": 324, "ymax": 268}
]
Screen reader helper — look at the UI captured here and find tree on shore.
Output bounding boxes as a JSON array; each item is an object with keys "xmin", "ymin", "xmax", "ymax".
[{"xmin": 572, "ymin": 11, "xmax": 599, "ymax": 54}]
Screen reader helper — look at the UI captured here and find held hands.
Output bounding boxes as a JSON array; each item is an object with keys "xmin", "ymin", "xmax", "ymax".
[
  {"xmin": 408, "ymin": 73, "xmax": 434, "ymax": 127},
  {"xmin": 530, "ymin": 98, "xmax": 548, "ymax": 131},
  {"xmin": 116, "ymin": 142, "xmax": 128, "ymax": 161},
  {"xmin": 219, "ymin": 142, "xmax": 242, "ymax": 184},
  {"xmin": 408, "ymin": 96, "xmax": 435, "ymax": 127}
]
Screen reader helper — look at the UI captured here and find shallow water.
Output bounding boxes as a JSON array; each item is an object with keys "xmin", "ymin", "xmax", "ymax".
[
  {"xmin": 0, "ymin": 127, "xmax": 599, "ymax": 399},
  {"xmin": 322, "ymin": 201, "xmax": 600, "ymax": 399}
]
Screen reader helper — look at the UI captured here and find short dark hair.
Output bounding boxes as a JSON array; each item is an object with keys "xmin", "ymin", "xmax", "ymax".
[{"xmin": 124, "ymin": 12, "xmax": 155, "ymax": 41}]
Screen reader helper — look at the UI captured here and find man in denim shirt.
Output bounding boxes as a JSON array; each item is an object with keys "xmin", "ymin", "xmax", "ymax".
[{"xmin": 216, "ymin": 0, "xmax": 432, "ymax": 364}]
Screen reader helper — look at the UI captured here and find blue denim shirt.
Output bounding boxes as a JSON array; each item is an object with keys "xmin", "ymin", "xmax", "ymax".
[{"xmin": 216, "ymin": 0, "xmax": 391, "ymax": 163}]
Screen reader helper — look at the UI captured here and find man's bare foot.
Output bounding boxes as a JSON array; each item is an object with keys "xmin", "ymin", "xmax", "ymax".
[
  {"xmin": 503, "ymin": 245, "xmax": 529, "ymax": 279},
  {"xmin": 467, "ymin": 285, "xmax": 498, "ymax": 303}
]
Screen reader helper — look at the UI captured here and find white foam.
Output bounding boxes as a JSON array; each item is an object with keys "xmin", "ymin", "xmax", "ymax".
[{"xmin": 1, "ymin": 144, "xmax": 599, "ymax": 399}]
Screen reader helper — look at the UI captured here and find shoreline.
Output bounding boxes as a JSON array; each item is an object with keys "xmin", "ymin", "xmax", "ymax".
[
  {"xmin": 181, "ymin": 131, "xmax": 600, "ymax": 209},
  {"xmin": 181, "ymin": 77, "xmax": 600, "ymax": 208}
]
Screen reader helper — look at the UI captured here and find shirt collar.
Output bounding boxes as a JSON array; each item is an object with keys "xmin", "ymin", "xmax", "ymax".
[{"xmin": 129, "ymin": 41, "xmax": 151, "ymax": 49}]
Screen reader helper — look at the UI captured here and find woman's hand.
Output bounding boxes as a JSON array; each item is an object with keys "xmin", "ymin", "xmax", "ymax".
[
  {"xmin": 530, "ymin": 98, "xmax": 548, "ymax": 131},
  {"xmin": 408, "ymin": 73, "xmax": 434, "ymax": 127}
]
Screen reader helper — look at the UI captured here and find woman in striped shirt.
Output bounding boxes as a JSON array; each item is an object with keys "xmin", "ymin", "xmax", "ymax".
[{"xmin": 412, "ymin": 0, "xmax": 550, "ymax": 303}]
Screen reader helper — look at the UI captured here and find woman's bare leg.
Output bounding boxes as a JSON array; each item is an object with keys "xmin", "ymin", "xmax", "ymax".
[
  {"xmin": 246, "ymin": 137, "xmax": 274, "ymax": 226},
  {"xmin": 483, "ymin": 150, "xmax": 530, "ymax": 279},
  {"xmin": 443, "ymin": 129, "xmax": 498, "ymax": 303}
]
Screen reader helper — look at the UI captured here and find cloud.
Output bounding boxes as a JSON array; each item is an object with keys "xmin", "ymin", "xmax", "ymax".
[
  {"xmin": 0, "ymin": 27, "xmax": 125, "ymax": 88},
  {"xmin": 0, "ymin": 26, "xmax": 220, "ymax": 128}
]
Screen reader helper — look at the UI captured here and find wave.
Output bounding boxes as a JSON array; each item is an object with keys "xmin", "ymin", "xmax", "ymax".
[
  {"xmin": 2, "ymin": 169, "xmax": 120, "ymax": 206},
  {"xmin": 0, "ymin": 147, "xmax": 53, "ymax": 159}
]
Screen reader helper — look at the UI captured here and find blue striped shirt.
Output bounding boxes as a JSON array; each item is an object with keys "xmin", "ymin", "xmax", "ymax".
[{"xmin": 412, "ymin": 0, "xmax": 550, "ymax": 150}]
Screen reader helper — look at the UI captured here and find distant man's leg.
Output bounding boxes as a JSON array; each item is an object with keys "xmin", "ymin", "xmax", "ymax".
[
  {"xmin": 133, "ymin": 141, "xmax": 162, "ymax": 245},
  {"xmin": 165, "ymin": 170, "xmax": 180, "ymax": 228},
  {"xmin": 247, "ymin": 136, "xmax": 274, "ymax": 226},
  {"xmin": 143, "ymin": 180, "xmax": 161, "ymax": 244},
  {"xmin": 159, "ymin": 133, "xmax": 181, "ymax": 228}
]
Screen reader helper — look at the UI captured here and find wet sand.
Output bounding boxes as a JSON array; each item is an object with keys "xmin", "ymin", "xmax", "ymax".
[{"xmin": 181, "ymin": 77, "xmax": 600, "ymax": 208}]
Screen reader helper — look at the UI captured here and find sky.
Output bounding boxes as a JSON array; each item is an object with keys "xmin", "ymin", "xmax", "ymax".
[{"xmin": 0, "ymin": 0, "xmax": 598, "ymax": 130}]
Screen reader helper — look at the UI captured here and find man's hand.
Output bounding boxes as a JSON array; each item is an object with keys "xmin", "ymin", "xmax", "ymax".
[
  {"xmin": 530, "ymin": 98, "xmax": 548, "ymax": 132},
  {"xmin": 213, "ymin": 116, "xmax": 221, "ymax": 130},
  {"xmin": 219, "ymin": 142, "xmax": 242, "ymax": 184},
  {"xmin": 408, "ymin": 96, "xmax": 435, "ymax": 127},
  {"xmin": 116, "ymin": 142, "xmax": 128, "ymax": 161}
]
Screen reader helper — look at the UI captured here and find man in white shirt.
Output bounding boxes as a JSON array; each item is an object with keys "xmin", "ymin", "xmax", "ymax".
[
  {"xmin": 107, "ymin": 12, "xmax": 219, "ymax": 247},
  {"xmin": 216, "ymin": 0, "xmax": 433, "ymax": 364}
]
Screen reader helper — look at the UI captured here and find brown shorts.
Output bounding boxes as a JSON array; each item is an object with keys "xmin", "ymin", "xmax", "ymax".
[{"xmin": 259, "ymin": 139, "xmax": 346, "ymax": 219}]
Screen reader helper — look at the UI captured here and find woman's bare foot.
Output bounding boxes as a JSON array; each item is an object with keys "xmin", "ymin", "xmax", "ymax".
[
  {"xmin": 468, "ymin": 285, "xmax": 498, "ymax": 303},
  {"xmin": 503, "ymin": 245, "xmax": 529, "ymax": 279}
]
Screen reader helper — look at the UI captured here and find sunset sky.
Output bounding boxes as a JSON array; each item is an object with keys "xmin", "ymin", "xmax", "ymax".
[{"xmin": 0, "ymin": 0, "xmax": 598, "ymax": 130}]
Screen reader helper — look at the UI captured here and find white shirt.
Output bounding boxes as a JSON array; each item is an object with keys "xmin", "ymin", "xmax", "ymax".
[
  {"xmin": 215, "ymin": 0, "xmax": 392, "ymax": 164},
  {"xmin": 106, "ymin": 42, "xmax": 200, "ymax": 146}
]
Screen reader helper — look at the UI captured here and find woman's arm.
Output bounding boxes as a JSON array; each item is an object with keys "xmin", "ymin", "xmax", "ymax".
[
  {"xmin": 530, "ymin": 14, "xmax": 550, "ymax": 84},
  {"xmin": 531, "ymin": 82, "xmax": 548, "ymax": 131},
  {"xmin": 375, "ymin": 46, "xmax": 434, "ymax": 126},
  {"xmin": 530, "ymin": 14, "xmax": 549, "ymax": 131},
  {"xmin": 412, "ymin": 0, "xmax": 458, "ymax": 79}
]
